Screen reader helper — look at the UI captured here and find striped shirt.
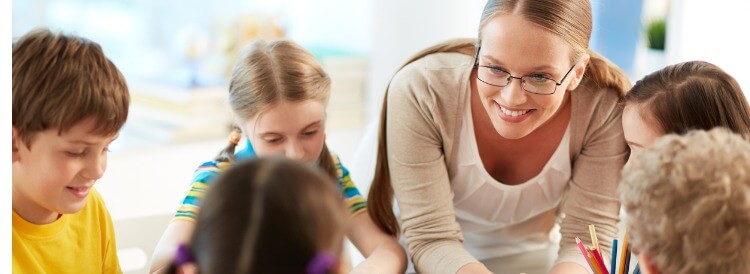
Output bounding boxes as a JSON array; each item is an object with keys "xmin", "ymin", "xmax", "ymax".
[{"xmin": 173, "ymin": 141, "xmax": 367, "ymax": 222}]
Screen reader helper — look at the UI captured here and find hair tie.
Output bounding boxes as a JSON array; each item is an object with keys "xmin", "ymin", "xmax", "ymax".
[
  {"xmin": 306, "ymin": 251, "xmax": 336, "ymax": 274},
  {"xmin": 229, "ymin": 130, "xmax": 242, "ymax": 145},
  {"xmin": 174, "ymin": 244, "xmax": 195, "ymax": 267}
]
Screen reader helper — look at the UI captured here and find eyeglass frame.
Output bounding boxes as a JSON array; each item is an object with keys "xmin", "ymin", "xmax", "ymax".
[{"xmin": 473, "ymin": 46, "xmax": 577, "ymax": 95}]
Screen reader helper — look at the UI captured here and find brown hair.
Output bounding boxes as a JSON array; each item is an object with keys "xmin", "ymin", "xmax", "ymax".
[
  {"xmin": 623, "ymin": 61, "xmax": 750, "ymax": 136},
  {"xmin": 620, "ymin": 128, "xmax": 750, "ymax": 274},
  {"xmin": 173, "ymin": 157, "xmax": 347, "ymax": 273},
  {"xmin": 367, "ymin": 0, "xmax": 631, "ymax": 236},
  {"xmin": 12, "ymin": 28, "xmax": 130, "ymax": 147},
  {"xmin": 215, "ymin": 39, "xmax": 339, "ymax": 180}
]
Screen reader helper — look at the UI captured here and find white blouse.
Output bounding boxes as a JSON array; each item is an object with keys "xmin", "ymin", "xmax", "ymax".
[{"xmin": 449, "ymin": 96, "xmax": 572, "ymax": 261}]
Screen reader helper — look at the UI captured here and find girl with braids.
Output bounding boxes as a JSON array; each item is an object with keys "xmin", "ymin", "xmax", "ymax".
[
  {"xmin": 151, "ymin": 39, "xmax": 406, "ymax": 273},
  {"xmin": 367, "ymin": 0, "xmax": 631, "ymax": 273},
  {"xmin": 167, "ymin": 157, "xmax": 349, "ymax": 274}
]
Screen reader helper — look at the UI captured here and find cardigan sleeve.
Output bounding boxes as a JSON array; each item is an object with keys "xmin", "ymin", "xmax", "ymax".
[
  {"xmin": 555, "ymin": 90, "xmax": 629, "ymax": 271},
  {"xmin": 386, "ymin": 59, "xmax": 478, "ymax": 274}
]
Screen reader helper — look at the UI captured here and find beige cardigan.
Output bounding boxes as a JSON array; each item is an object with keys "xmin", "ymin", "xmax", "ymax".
[{"xmin": 385, "ymin": 52, "xmax": 627, "ymax": 273}]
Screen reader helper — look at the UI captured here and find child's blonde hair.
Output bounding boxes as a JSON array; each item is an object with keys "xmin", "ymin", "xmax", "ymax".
[
  {"xmin": 176, "ymin": 157, "xmax": 347, "ymax": 273},
  {"xmin": 12, "ymin": 28, "xmax": 129, "ymax": 146},
  {"xmin": 620, "ymin": 128, "xmax": 750, "ymax": 274},
  {"xmin": 216, "ymin": 39, "xmax": 338, "ymax": 178}
]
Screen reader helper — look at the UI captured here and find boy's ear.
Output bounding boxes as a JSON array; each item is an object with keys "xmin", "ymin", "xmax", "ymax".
[{"xmin": 12, "ymin": 126, "xmax": 20, "ymax": 163}]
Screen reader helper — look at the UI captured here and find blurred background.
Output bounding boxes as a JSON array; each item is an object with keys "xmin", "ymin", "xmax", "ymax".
[{"xmin": 12, "ymin": 0, "xmax": 750, "ymax": 273}]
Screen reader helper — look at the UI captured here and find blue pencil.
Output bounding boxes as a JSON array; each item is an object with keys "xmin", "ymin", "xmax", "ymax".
[{"xmin": 611, "ymin": 239, "xmax": 618, "ymax": 274}]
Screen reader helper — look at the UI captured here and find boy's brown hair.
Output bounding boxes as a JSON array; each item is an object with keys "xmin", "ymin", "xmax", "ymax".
[{"xmin": 12, "ymin": 28, "xmax": 129, "ymax": 146}]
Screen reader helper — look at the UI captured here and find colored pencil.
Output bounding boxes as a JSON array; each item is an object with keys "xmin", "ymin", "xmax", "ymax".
[
  {"xmin": 586, "ymin": 248, "xmax": 604, "ymax": 274},
  {"xmin": 591, "ymin": 248, "xmax": 610, "ymax": 274},
  {"xmin": 610, "ymin": 239, "xmax": 618, "ymax": 274},
  {"xmin": 589, "ymin": 224, "xmax": 601, "ymax": 252},
  {"xmin": 576, "ymin": 237, "xmax": 598, "ymax": 274},
  {"xmin": 588, "ymin": 224, "xmax": 607, "ymax": 272},
  {"xmin": 623, "ymin": 243, "xmax": 631, "ymax": 274},
  {"xmin": 618, "ymin": 235, "xmax": 628, "ymax": 274}
]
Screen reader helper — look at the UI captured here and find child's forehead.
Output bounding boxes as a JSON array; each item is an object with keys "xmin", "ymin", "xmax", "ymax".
[
  {"xmin": 54, "ymin": 119, "xmax": 120, "ymax": 143},
  {"xmin": 250, "ymin": 100, "xmax": 326, "ymax": 131}
]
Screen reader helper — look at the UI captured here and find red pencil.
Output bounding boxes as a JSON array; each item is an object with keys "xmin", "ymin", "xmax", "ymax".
[
  {"xmin": 592, "ymin": 248, "xmax": 610, "ymax": 274},
  {"xmin": 576, "ymin": 237, "xmax": 598, "ymax": 274},
  {"xmin": 587, "ymin": 248, "xmax": 605, "ymax": 274}
]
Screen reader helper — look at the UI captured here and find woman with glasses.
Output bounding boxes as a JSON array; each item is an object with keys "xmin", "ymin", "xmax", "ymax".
[{"xmin": 367, "ymin": 1, "xmax": 631, "ymax": 273}]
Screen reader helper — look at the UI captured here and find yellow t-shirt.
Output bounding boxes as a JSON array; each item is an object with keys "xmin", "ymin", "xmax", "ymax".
[{"xmin": 12, "ymin": 188, "xmax": 121, "ymax": 274}]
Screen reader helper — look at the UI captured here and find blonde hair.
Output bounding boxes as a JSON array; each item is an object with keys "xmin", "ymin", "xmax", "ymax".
[
  {"xmin": 620, "ymin": 128, "xmax": 750, "ymax": 274},
  {"xmin": 12, "ymin": 28, "xmax": 129, "ymax": 146},
  {"xmin": 216, "ymin": 39, "xmax": 338, "ymax": 179},
  {"xmin": 368, "ymin": 0, "xmax": 631, "ymax": 236}
]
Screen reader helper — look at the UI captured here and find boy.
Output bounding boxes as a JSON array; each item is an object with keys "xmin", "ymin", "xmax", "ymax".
[
  {"xmin": 619, "ymin": 128, "xmax": 750, "ymax": 274},
  {"xmin": 12, "ymin": 28, "xmax": 129, "ymax": 273}
]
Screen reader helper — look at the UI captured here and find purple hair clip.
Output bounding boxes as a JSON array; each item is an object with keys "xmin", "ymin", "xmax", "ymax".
[
  {"xmin": 174, "ymin": 244, "xmax": 195, "ymax": 266},
  {"xmin": 306, "ymin": 251, "xmax": 336, "ymax": 274}
]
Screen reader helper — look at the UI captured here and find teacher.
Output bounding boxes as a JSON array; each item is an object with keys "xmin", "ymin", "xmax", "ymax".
[{"xmin": 367, "ymin": 0, "xmax": 631, "ymax": 273}]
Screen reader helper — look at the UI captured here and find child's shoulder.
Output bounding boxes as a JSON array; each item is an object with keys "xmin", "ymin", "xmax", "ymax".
[
  {"xmin": 191, "ymin": 158, "xmax": 235, "ymax": 180},
  {"xmin": 328, "ymin": 153, "xmax": 349, "ymax": 179},
  {"xmin": 330, "ymin": 153, "xmax": 342, "ymax": 165}
]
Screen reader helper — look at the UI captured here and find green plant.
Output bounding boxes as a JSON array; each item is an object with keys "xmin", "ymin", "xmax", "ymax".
[{"xmin": 646, "ymin": 18, "xmax": 667, "ymax": 50}]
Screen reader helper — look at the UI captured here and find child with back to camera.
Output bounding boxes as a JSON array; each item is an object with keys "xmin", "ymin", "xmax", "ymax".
[
  {"xmin": 619, "ymin": 128, "xmax": 750, "ymax": 274},
  {"xmin": 168, "ymin": 157, "xmax": 349, "ymax": 274}
]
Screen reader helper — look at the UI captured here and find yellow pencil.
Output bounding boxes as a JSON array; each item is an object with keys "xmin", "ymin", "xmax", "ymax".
[
  {"xmin": 618, "ymin": 234, "xmax": 629, "ymax": 274},
  {"xmin": 589, "ymin": 224, "xmax": 600, "ymax": 253}
]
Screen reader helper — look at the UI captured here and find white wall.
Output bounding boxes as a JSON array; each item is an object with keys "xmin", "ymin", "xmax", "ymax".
[
  {"xmin": 367, "ymin": 0, "xmax": 487, "ymax": 122},
  {"xmin": 666, "ymin": 0, "xmax": 750, "ymax": 94}
]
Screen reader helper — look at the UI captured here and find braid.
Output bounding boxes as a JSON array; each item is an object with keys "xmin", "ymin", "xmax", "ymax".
[{"xmin": 215, "ymin": 127, "xmax": 242, "ymax": 162}]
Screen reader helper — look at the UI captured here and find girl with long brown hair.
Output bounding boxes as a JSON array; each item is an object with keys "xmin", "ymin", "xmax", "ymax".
[{"xmin": 622, "ymin": 60, "xmax": 750, "ymax": 151}]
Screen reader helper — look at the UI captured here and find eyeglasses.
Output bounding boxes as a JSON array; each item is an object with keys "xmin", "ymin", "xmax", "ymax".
[{"xmin": 474, "ymin": 46, "xmax": 576, "ymax": 95}]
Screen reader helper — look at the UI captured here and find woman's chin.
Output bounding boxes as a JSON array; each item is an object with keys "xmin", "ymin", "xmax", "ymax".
[{"xmin": 492, "ymin": 121, "xmax": 535, "ymax": 140}]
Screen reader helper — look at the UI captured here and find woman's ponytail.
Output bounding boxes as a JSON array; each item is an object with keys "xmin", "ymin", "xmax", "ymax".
[{"xmin": 582, "ymin": 49, "xmax": 632, "ymax": 96}]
